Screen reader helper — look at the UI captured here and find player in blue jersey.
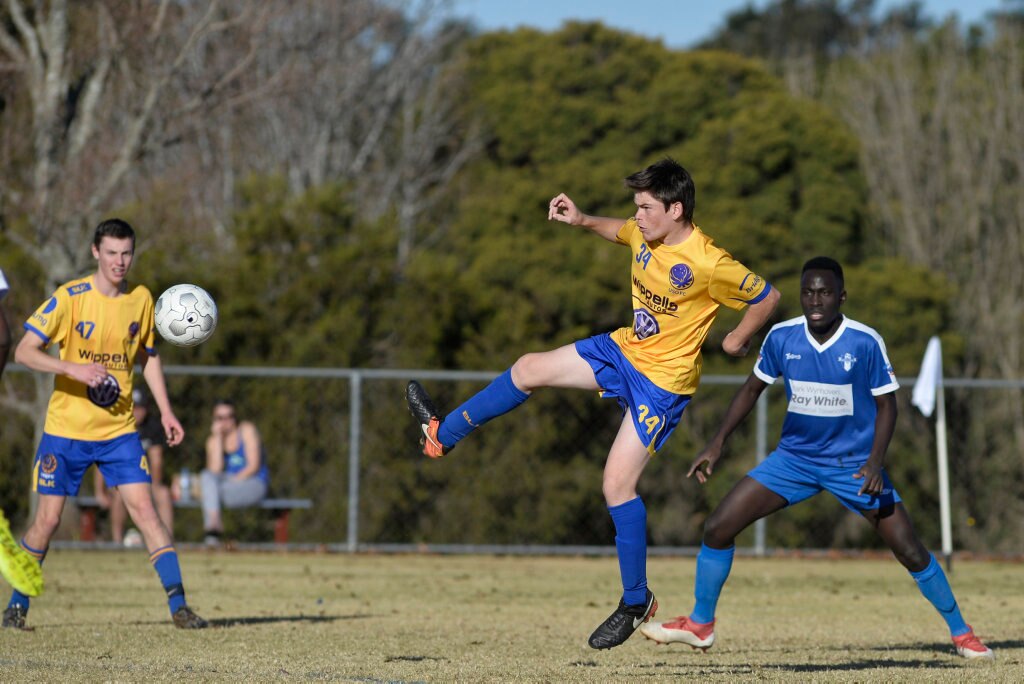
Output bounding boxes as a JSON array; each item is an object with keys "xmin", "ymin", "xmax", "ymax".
[
  {"xmin": 640, "ymin": 257, "xmax": 993, "ymax": 660},
  {"xmin": 0, "ymin": 269, "xmax": 45, "ymax": 599},
  {"xmin": 2, "ymin": 220, "xmax": 207, "ymax": 630},
  {"xmin": 407, "ymin": 159, "xmax": 781, "ymax": 650}
]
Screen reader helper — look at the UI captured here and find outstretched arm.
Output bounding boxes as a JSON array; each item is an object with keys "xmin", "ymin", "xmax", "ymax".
[
  {"xmin": 853, "ymin": 392, "xmax": 898, "ymax": 495},
  {"xmin": 689, "ymin": 374, "xmax": 769, "ymax": 483},
  {"xmin": 722, "ymin": 286, "xmax": 781, "ymax": 356},
  {"xmin": 547, "ymin": 193, "xmax": 624, "ymax": 243}
]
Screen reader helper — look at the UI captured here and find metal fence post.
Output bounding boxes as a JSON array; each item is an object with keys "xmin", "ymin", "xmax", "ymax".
[
  {"xmin": 754, "ymin": 391, "xmax": 768, "ymax": 556},
  {"xmin": 347, "ymin": 371, "xmax": 362, "ymax": 552}
]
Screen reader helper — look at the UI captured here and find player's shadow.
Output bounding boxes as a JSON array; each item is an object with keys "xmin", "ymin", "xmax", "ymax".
[
  {"xmin": 866, "ymin": 638, "xmax": 1022, "ymax": 653},
  {"xmin": 779, "ymin": 659, "xmax": 963, "ymax": 673},
  {"xmin": 207, "ymin": 613, "xmax": 370, "ymax": 628}
]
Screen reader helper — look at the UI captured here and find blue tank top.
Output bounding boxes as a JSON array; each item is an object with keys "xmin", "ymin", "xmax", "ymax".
[{"xmin": 224, "ymin": 439, "xmax": 269, "ymax": 486}]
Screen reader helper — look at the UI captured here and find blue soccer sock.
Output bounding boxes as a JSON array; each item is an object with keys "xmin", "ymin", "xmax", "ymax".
[
  {"xmin": 910, "ymin": 554, "xmax": 969, "ymax": 636},
  {"xmin": 690, "ymin": 543, "xmax": 735, "ymax": 624},
  {"xmin": 150, "ymin": 545, "xmax": 187, "ymax": 615},
  {"xmin": 437, "ymin": 368, "xmax": 529, "ymax": 448},
  {"xmin": 609, "ymin": 497, "xmax": 648, "ymax": 606},
  {"xmin": 6, "ymin": 539, "xmax": 46, "ymax": 613}
]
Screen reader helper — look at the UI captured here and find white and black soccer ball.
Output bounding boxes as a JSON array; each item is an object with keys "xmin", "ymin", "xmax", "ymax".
[{"xmin": 154, "ymin": 283, "xmax": 218, "ymax": 347}]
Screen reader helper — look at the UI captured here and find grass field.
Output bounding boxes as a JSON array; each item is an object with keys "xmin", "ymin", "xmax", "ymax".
[{"xmin": 0, "ymin": 550, "xmax": 1019, "ymax": 682}]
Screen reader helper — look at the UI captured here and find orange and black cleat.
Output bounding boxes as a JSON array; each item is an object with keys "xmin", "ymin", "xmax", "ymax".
[{"xmin": 406, "ymin": 381, "xmax": 448, "ymax": 458}]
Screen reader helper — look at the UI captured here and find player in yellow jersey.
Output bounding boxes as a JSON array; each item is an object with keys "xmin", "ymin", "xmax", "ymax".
[
  {"xmin": 0, "ymin": 269, "xmax": 45, "ymax": 599},
  {"xmin": 407, "ymin": 159, "xmax": 781, "ymax": 649},
  {"xmin": 2, "ymin": 220, "xmax": 207, "ymax": 630}
]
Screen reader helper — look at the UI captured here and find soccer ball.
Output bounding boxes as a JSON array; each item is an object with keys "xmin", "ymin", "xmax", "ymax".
[{"xmin": 154, "ymin": 283, "xmax": 218, "ymax": 347}]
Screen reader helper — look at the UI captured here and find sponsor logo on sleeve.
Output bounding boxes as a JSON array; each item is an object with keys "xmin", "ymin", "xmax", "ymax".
[{"xmin": 739, "ymin": 273, "xmax": 763, "ymax": 296}]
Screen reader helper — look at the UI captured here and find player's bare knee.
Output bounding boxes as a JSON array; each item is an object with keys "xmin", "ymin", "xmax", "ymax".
[
  {"xmin": 894, "ymin": 540, "xmax": 930, "ymax": 571},
  {"xmin": 511, "ymin": 354, "xmax": 543, "ymax": 391},
  {"xmin": 601, "ymin": 477, "xmax": 635, "ymax": 506},
  {"xmin": 702, "ymin": 512, "xmax": 736, "ymax": 548}
]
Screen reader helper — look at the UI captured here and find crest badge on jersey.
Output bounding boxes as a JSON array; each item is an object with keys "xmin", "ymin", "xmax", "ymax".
[
  {"xmin": 837, "ymin": 352, "xmax": 858, "ymax": 372},
  {"xmin": 669, "ymin": 263, "xmax": 694, "ymax": 293}
]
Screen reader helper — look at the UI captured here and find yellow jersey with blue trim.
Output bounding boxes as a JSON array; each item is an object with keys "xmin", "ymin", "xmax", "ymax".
[
  {"xmin": 610, "ymin": 218, "xmax": 770, "ymax": 395},
  {"xmin": 23, "ymin": 275, "xmax": 157, "ymax": 441}
]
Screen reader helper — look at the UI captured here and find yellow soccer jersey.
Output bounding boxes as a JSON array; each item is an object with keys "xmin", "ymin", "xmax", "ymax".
[
  {"xmin": 23, "ymin": 276, "xmax": 157, "ymax": 440},
  {"xmin": 610, "ymin": 218, "xmax": 770, "ymax": 394}
]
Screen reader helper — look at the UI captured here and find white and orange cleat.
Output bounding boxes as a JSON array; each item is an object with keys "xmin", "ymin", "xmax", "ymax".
[
  {"xmin": 640, "ymin": 615, "xmax": 715, "ymax": 651},
  {"xmin": 952, "ymin": 626, "xmax": 994, "ymax": 660}
]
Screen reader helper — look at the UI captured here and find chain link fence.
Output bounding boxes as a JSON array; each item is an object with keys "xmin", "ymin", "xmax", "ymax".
[{"xmin": 2, "ymin": 366, "xmax": 1022, "ymax": 554}]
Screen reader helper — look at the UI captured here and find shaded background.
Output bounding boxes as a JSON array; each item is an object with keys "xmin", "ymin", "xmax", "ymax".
[{"xmin": 1, "ymin": 0, "xmax": 1021, "ymax": 553}]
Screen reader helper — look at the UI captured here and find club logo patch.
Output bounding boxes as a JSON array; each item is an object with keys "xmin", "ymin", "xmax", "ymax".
[
  {"xmin": 837, "ymin": 352, "xmax": 858, "ymax": 372},
  {"xmin": 128, "ymin": 321, "xmax": 140, "ymax": 339},
  {"xmin": 669, "ymin": 263, "xmax": 694, "ymax": 291},
  {"xmin": 41, "ymin": 454, "xmax": 58, "ymax": 474}
]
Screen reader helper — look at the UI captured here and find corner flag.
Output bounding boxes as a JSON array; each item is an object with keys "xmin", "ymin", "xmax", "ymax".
[
  {"xmin": 912, "ymin": 336, "xmax": 942, "ymax": 417},
  {"xmin": 912, "ymin": 336, "xmax": 953, "ymax": 570}
]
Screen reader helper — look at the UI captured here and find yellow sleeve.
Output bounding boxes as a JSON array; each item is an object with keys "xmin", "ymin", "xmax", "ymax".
[
  {"xmin": 615, "ymin": 218, "xmax": 637, "ymax": 245},
  {"xmin": 708, "ymin": 255, "xmax": 770, "ymax": 312},
  {"xmin": 25, "ymin": 289, "xmax": 70, "ymax": 347}
]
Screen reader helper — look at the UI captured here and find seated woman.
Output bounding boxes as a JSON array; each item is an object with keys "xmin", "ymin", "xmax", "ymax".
[{"xmin": 201, "ymin": 399, "xmax": 269, "ymax": 544}]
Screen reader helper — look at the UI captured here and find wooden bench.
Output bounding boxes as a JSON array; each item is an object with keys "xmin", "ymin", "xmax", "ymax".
[{"xmin": 73, "ymin": 496, "xmax": 312, "ymax": 544}]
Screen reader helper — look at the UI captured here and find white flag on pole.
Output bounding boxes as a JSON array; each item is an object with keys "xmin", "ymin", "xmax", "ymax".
[{"xmin": 912, "ymin": 336, "xmax": 942, "ymax": 417}]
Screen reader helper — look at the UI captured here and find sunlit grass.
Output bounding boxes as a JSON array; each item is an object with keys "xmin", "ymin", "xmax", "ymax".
[{"xmin": 0, "ymin": 551, "xmax": 1017, "ymax": 681}]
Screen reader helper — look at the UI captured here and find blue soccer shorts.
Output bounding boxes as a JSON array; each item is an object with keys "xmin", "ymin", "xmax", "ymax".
[
  {"xmin": 574, "ymin": 333, "xmax": 691, "ymax": 455},
  {"xmin": 747, "ymin": 448, "xmax": 903, "ymax": 513},
  {"xmin": 33, "ymin": 432, "xmax": 152, "ymax": 496}
]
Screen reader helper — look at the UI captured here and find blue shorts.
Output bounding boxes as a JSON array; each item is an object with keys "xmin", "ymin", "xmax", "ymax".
[
  {"xmin": 33, "ymin": 432, "xmax": 151, "ymax": 496},
  {"xmin": 748, "ymin": 448, "xmax": 902, "ymax": 513},
  {"xmin": 575, "ymin": 333, "xmax": 691, "ymax": 455}
]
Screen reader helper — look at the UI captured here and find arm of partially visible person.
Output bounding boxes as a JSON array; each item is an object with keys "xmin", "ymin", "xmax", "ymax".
[
  {"xmin": 852, "ymin": 392, "xmax": 898, "ymax": 496},
  {"xmin": 547, "ymin": 193, "xmax": 625, "ymax": 243},
  {"xmin": 231, "ymin": 421, "xmax": 263, "ymax": 481},
  {"xmin": 722, "ymin": 286, "xmax": 782, "ymax": 357},
  {"xmin": 147, "ymin": 442, "xmax": 166, "ymax": 485},
  {"xmin": 0, "ymin": 268, "xmax": 9, "ymax": 378},
  {"xmin": 139, "ymin": 350, "xmax": 184, "ymax": 447},
  {"xmin": 0, "ymin": 306, "xmax": 9, "ymax": 379},
  {"xmin": 688, "ymin": 374, "xmax": 769, "ymax": 483}
]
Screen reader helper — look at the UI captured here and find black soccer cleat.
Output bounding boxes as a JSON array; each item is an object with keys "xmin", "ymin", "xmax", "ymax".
[
  {"xmin": 588, "ymin": 589, "xmax": 658, "ymax": 650},
  {"xmin": 172, "ymin": 605, "xmax": 209, "ymax": 629},
  {"xmin": 406, "ymin": 381, "xmax": 448, "ymax": 458},
  {"xmin": 2, "ymin": 605, "xmax": 27, "ymax": 630}
]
